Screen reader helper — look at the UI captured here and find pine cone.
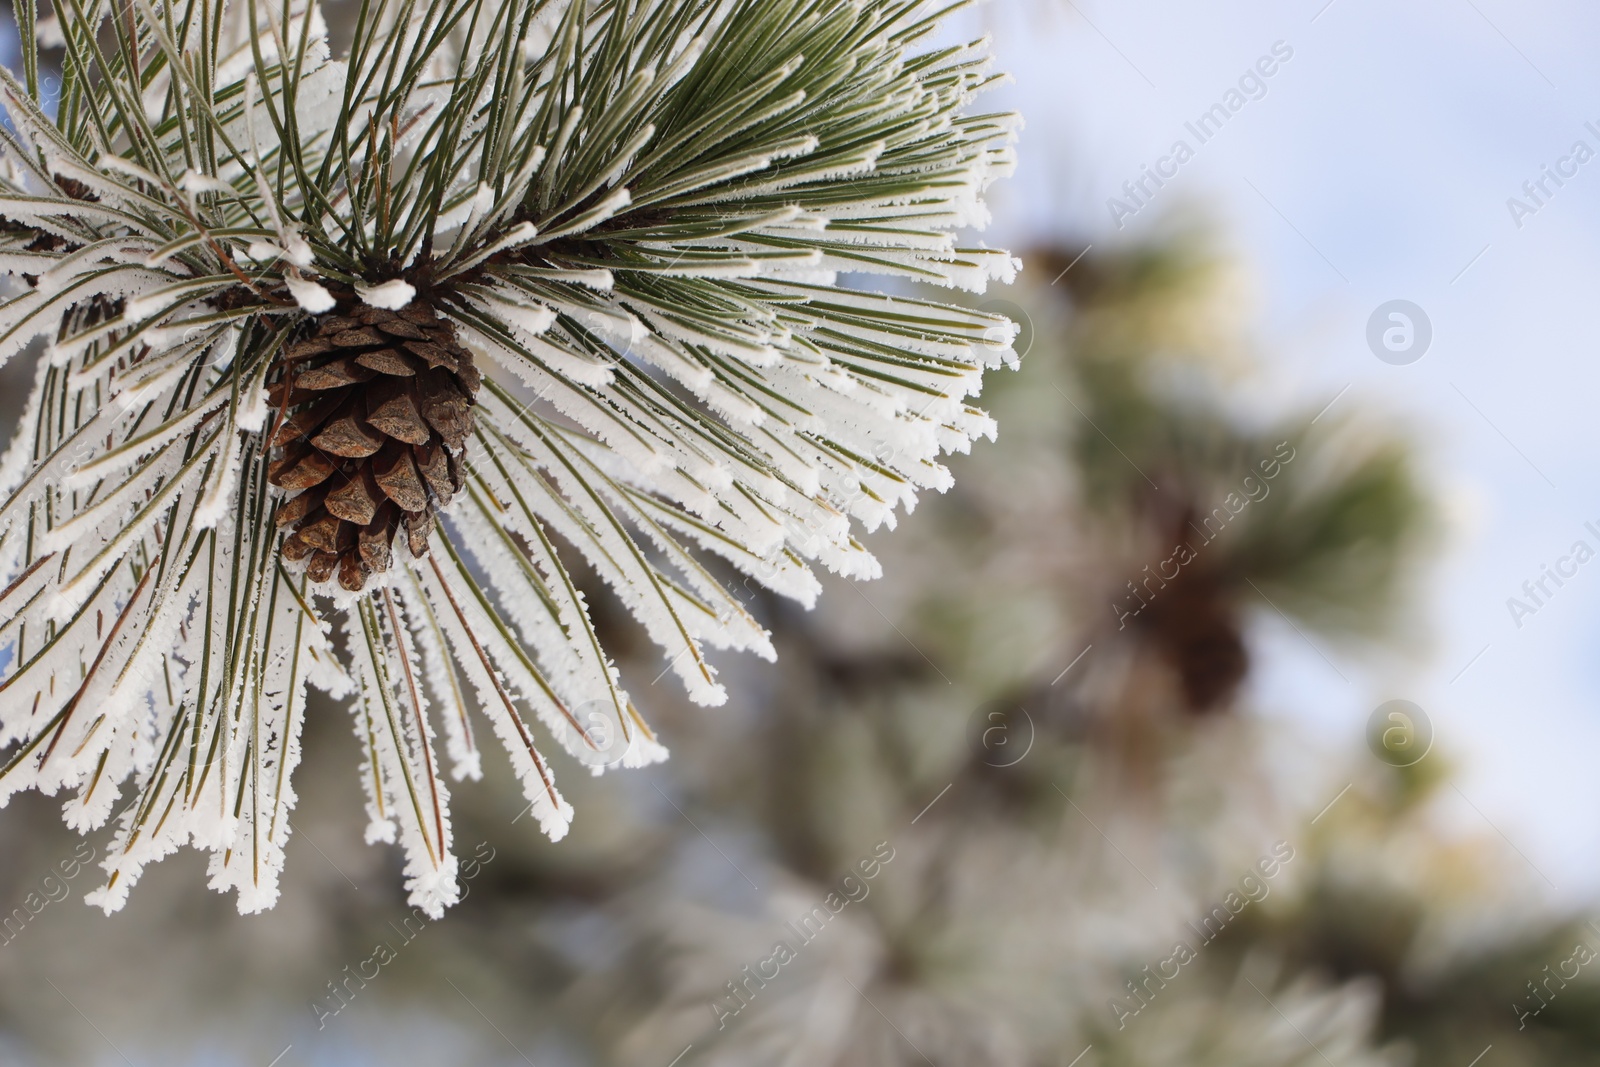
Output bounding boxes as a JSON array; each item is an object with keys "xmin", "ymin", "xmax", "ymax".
[{"xmin": 266, "ymin": 300, "xmax": 480, "ymax": 592}]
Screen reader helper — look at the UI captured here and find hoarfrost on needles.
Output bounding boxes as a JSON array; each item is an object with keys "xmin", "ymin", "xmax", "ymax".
[{"xmin": 0, "ymin": 0, "xmax": 1019, "ymax": 915}]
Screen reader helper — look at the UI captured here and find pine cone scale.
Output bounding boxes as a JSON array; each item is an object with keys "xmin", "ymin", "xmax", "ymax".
[
  {"xmin": 325, "ymin": 467, "xmax": 384, "ymax": 525},
  {"xmin": 359, "ymin": 508, "xmax": 396, "ymax": 571},
  {"xmin": 284, "ymin": 337, "xmax": 335, "ymax": 360},
  {"xmin": 354, "ymin": 348, "xmax": 424, "ymax": 376},
  {"xmin": 376, "ymin": 318, "xmax": 428, "ymax": 341},
  {"xmin": 403, "ymin": 339, "xmax": 460, "ymax": 371},
  {"xmin": 311, "ymin": 404, "xmax": 386, "ymax": 458},
  {"xmin": 366, "ymin": 387, "xmax": 434, "ymax": 445},
  {"xmin": 295, "ymin": 511, "xmax": 344, "ymax": 551},
  {"xmin": 306, "ymin": 550, "xmax": 339, "ymax": 584},
  {"xmin": 297, "ymin": 358, "xmax": 377, "ymax": 390},
  {"xmin": 415, "ymin": 442, "xmax": 454, "ymax": 505},
  {"xmin": 373, "ymin": 446, "xmax": 430, "ymax": 512},
  {"xmin": 332, "ymin": 327, "xmax": 388, "ymax": 347},
  {"xmin": 273, "ymin": 485, "xmax": 326, "ymax": 528},
  {"xmin": 271, "ymin": 392, "xmax": 346, "ymax": 447},
  {"xmin": 269, "ymin": 444, "xmax": 337, "ymax": 490}
]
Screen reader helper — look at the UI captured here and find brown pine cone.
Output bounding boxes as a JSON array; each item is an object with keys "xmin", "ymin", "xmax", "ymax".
[{"xmin": 266, "ymin": 300, "xmax": 478, "ymax": 592}]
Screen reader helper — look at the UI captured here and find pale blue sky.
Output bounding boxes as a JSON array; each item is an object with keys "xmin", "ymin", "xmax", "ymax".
[{"xmin": 951, "ymin": 0, "xmax": 1600, "ymax": 903}]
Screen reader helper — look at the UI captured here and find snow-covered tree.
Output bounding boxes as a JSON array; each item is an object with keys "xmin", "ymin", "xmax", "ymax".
[{"xmin": 0, "ymin": 0, "xmax": 1018, "ymax": 916}]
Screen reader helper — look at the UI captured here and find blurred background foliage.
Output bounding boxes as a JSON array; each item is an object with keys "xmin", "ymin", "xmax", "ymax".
[{"xmin": 3, "ymin": 208, "xmax": 1600, "ymax": 1066}]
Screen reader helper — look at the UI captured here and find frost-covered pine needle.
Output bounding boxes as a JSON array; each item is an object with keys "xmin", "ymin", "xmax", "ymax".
[{"xmin": 0, "ymin": 0, "xmax": 1019, "ymax": 915}]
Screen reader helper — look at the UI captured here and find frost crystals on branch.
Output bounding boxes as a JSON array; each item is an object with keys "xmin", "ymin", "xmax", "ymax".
[{"xmin": 0, "ymin": 0, "xmax": 1020, "ymax": 916}]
